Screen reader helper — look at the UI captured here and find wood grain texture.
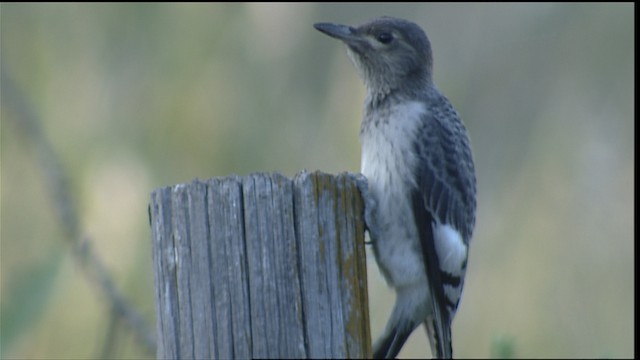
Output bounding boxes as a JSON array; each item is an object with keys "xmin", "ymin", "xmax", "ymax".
[{"xmin": 150, "ymin": 171, "xmax": 370, "ymax": 359}]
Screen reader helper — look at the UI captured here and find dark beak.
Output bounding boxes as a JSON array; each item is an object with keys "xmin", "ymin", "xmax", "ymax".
[{"xmin": 314, "ymin": 22, "xmax": 361, "ymax": 44}]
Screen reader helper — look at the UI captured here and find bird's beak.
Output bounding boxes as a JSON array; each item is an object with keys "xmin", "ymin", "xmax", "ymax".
[{"xmin": 314, "ymin": 22, "xmax": 363, "ymax": 46}]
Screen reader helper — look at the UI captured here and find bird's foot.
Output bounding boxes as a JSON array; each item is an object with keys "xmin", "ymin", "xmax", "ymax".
[{"xmin": 348, "ymin": 173, "xmax": 380, "ymax": 245}]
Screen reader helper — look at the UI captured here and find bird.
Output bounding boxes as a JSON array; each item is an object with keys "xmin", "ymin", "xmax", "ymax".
[{"xmin": 314, "ymin": 17, "xmax": 477, "ymax": 359}]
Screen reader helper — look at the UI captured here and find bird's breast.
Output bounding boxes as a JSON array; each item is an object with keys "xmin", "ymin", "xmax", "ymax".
[
  {"xmin": 361, "ymin": 131, "xmax": 413, "ymax": 203},
  {"xmin": 360, "ymin": 100, "xmax": 426, "ymax": 188},
  {"xmin": 360, "ymin": 100, "xmax": 429, "ymax": 287}
]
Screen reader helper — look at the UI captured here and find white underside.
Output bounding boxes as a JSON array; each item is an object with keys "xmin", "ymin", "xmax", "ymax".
[{"xmin": 361, "ymin": 101, "xmax": 426, "ymax": 288}]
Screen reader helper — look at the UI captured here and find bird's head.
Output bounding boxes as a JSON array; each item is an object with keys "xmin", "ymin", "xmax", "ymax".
[{"xmin": 314, "ymin": 16, "xmax": 433, "ymax": 98}]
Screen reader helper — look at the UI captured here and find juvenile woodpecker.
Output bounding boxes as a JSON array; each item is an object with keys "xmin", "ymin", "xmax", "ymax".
[{"xmin": 314, "ymin": 17, "xmax": 477, "ymax": 359}]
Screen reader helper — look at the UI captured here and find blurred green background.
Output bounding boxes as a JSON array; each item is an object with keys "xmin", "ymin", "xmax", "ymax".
[{"xmin": 0, "ymin": 3, "xmax": 633, "ymax": 359}]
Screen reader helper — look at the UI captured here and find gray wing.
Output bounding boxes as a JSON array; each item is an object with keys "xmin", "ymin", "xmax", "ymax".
[
  {"xmin": 410, "ymin": 94, "xmax": 476, "ymax": 358},
  {"xmin": 414, "ymin": 95, "xmax": 476, "ymax": 241}
]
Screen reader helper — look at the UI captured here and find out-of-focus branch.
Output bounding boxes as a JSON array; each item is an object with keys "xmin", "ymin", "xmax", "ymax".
[{"xmin": 1, "ymin": 62, "xmax": 156, "ymax": 355}]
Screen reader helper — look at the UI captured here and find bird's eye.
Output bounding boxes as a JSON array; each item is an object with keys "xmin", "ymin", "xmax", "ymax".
[{"xmin": 376, "ymin": 32, "xmax": 394, "ymax": 44}]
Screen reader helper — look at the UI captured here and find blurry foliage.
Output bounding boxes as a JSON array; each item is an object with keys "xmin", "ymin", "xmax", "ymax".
[
  {"xmin": 491, "ymin": 335, "xmax": 516, "ymax": 359},
  {"xmin": 1, "ymin": 3, "xmax": 634, "ymax": 359},
  {"xmin": 1, "ymin": 249, "xmax": 62, "ymax": 357}
]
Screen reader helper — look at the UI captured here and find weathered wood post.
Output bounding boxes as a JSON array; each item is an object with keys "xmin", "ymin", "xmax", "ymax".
[{"xmin": 149, "ymin": 171, "xmax": 371, "ymax": 359}]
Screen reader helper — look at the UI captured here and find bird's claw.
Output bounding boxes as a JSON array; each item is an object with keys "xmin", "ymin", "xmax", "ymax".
[{"xmin": 348, "ymin": 172, "xmax": 380, "ymax": 244}]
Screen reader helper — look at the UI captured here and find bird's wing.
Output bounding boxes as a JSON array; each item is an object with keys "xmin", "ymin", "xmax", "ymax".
[{"xmin": 411, "ymin": 95, "xmax": 476, "ymax": 358}]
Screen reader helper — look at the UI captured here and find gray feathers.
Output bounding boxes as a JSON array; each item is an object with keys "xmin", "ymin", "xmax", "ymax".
[{"xmin": 415, "ymin": 94, "xmax": 476, "ymax": 243}]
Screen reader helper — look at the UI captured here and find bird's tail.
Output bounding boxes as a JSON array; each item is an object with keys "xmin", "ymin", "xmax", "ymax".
[{"xmin": 424, "ymin": 314, "xmax": 452, "ymax": 359}]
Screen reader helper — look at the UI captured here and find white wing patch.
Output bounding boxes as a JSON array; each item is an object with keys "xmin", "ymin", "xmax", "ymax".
[{"xmin": 432, "ymin": 223, "xmax": 467, "ymax": 276}]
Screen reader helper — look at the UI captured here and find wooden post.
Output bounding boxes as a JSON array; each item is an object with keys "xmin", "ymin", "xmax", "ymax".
[{"xmin": 149, "ymin": 171, "xmax": 371, "ymax": 359}]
